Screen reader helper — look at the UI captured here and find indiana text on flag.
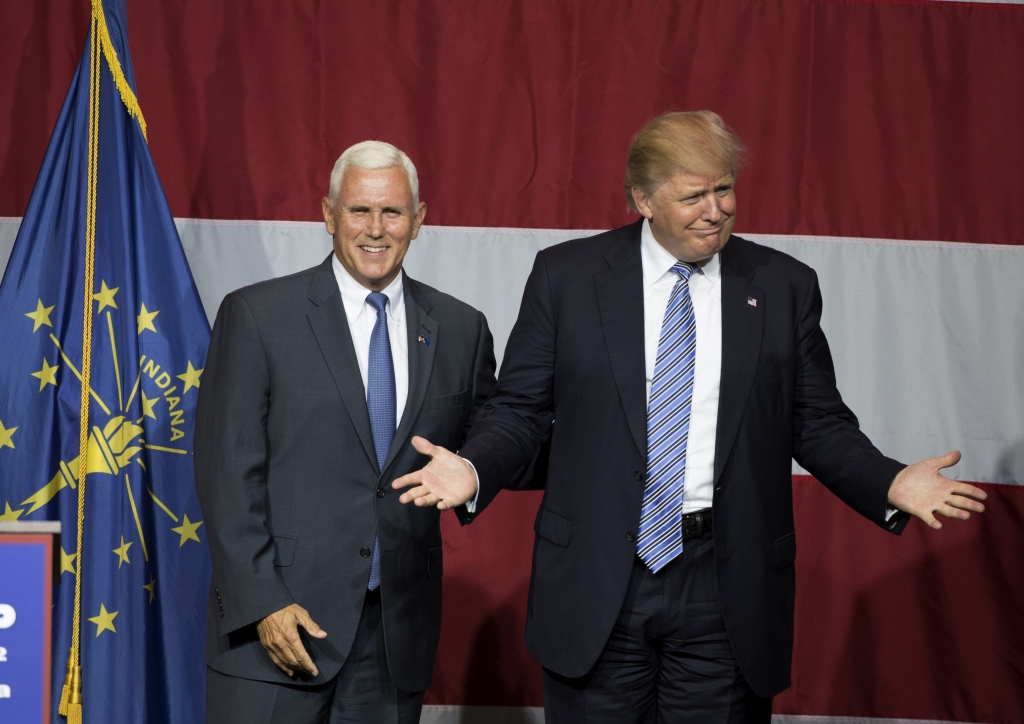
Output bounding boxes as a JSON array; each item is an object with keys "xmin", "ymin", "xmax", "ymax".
[{"xmin": 0, "ymin": 1, "xmax": 210, "ymax": 722}]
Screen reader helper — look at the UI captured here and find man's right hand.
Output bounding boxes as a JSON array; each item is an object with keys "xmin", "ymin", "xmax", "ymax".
[
  {"xmin": 392, "ymin": 436, "xmax": 478, "ymax": 510},
  {"xmin": 256, "ymin": 603, "xmax": 327, "ymax": 677}
]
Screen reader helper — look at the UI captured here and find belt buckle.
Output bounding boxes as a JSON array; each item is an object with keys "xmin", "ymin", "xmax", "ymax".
[
  {"xmin": 682, "ymin": 513, "xmax": 698, "ymax": 541},
  {"xmin": 682, "ymin": 510, "xmax": 709, "ymax": 541}
]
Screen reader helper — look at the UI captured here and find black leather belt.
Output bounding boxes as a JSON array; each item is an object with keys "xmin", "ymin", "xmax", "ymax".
[{"xmin": 682, "ymin": 508, "xmax": 713, "ymax": 541}]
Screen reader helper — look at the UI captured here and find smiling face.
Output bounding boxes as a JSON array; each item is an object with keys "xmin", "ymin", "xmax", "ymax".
[
  {"xmin": 322, "ymin": 166, "xmax": 426, "ymax": 291},
  {"xmin": 631, "ymin": 169, "xmax": 736, "ymax": 264}
]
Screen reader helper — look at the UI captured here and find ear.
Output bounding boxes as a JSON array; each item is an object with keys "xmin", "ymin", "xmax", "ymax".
[
  {"xmin": 322, "ymin": 197, "xmax": 336, "ymax": 235},
  {"xmin": 631, "ymin": 187, "xmax": 654, "ymax": 219},
  {"xmin": 410, "ymin": 201, "xmax": 427, "ymax": 240}
]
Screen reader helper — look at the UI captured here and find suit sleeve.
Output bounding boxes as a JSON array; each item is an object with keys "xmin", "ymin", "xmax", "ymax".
[
  {"xmin": 458, "ymin": 252, "xmax": 558, "ymax": 517},
  {"xmin": 790, "ymin": 271, "xmax": 910, "ymax": 534},
  {"xmin": 194, "ymin": 291, "xmax": 295, "ymax": 635},
  {"xmin": 455, "ymin": 310, "xmax": 497, "ymax": 452}
]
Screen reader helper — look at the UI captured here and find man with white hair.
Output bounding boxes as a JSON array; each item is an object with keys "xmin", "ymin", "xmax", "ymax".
[{"xmin": 196, "ymin": 141, "xmax": 497, "ymax": 722}]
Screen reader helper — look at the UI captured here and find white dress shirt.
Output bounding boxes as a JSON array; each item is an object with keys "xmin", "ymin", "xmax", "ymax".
[
  {"xmin": 641, "ymin": 218, "xmax": 722, "ymax": 513},
  {"xmin": 332, "ymin": 254, "xmax": 409, "ymax": 428}
]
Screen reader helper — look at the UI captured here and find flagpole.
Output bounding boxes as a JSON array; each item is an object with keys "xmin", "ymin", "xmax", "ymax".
[
  {"xmin": 51, "ymin": 3, "xmax": 150, "ymax": 719},
  {"xmin": 59, "ymin": 3, "xmax": 102, "ymax": 721}
]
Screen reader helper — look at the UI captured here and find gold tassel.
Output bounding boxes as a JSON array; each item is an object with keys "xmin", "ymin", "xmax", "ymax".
[
  {"xmin": 58, "ymin": 684, "xmax": 71, "ymax": 716},
  {"xmin": 92, "ymin": 0, "xmax": 147, "ymax": 141},
  {"xmin": 58, "ymin": 649, "xmax": 74, "ymax": 715},
  {"xmin": 66, "ymin": 664, "xmax": 83, "ymax": 723}
]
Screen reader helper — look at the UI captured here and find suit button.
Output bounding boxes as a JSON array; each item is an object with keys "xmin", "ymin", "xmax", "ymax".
[
  {"xmin": 633, "ymin": 471, "xmax": 644, "ymax": 482},
  {"xmin": 626, "ymin": 532, "xmax": 636, "ymax": 543},
  {"xmin": 360, "ymin": 547, "xmax": 372, "ymax": 558},
  {"xmin": 377, "ymin": 488, "xmax": 386, "ymax": 498},
  {"xmin": 219, "ymin": 611, "xmax": 224, "ymax": 618}
]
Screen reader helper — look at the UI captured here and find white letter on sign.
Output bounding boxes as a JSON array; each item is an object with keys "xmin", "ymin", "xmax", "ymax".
[
  {"xmin": 0, "ymin": 647, "xmax": 6, "ymax": 661},
  {"xmin": 0, "ymin": 605, "xmax": 14, "ymax": 629},
  {"xmin": 0, "ymin": 684, "xmax": 10, "ymax": 698}
]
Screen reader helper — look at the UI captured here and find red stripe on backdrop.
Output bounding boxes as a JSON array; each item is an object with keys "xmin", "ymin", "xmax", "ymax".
[
  {"xmin": 2, "ymin": 1, "xmax": 1023, "ymax": 242},
  {"xmin": 431, "ymin": 479, "xmax": 1024, "ymax": 722},
  {"xmin": 778, "ymin": 478, "xmax": 1024, "ymax": 723},
  {"xmin": 429, "ymin": 492, "xmax": 545, "ymax": 708}
]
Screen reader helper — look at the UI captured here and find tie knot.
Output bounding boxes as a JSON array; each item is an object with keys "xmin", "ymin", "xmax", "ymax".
[
  {"xmin": 366, "ymin": 291, "xmax": 389, "ymax": 315},
  {"xmin": 671, "ymin": 261, "xmax": 696, "ymax": 281}
]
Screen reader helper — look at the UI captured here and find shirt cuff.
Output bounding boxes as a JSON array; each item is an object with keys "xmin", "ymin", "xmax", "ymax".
[{"xmin": 461, "ymin": 457, "xmax": 482, "ymax": 514}]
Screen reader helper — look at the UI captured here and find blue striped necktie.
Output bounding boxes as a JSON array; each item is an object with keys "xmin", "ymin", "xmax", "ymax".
[
  {"xmin": 365, "ymin": 291, "xmax": 395, "ymax": 591},
  {"xmin": 638, "ymin": 261, "xmax": 697, "ymax": 572}
]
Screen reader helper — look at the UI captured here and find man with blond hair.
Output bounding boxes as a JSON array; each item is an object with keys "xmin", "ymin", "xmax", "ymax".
[
  {"xmin": 394, "ymin": 112, "xmax": 987, "ymax": 722},
  {"xmin": 196, "ymin": 141, "xmax": 497, "ymax": 723}
]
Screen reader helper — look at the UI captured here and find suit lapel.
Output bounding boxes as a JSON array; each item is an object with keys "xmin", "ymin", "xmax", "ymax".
[
  {"xmin": 305, "ymin": 255, "xmax": 379, "ymax": 472},
  {"xmin": 714, "ymin": 237, "xmax": 765, "ymax": 486},
  {"xmin": 382, "ymin": 275, "xmax": 437, "ymax": 476},
  {"xmin": 595, "ymin": 222, "xmax": 648, "ymax": 460}
]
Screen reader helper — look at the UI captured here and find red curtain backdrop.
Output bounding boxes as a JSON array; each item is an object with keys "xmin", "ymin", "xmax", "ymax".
[
  {"xmin": 3, "ymin": 0, "xmax": 1023, "ymax": 241},
  {"xmin": 2, "ymin": 2, "xmax": 1022, "ymax": 722}
]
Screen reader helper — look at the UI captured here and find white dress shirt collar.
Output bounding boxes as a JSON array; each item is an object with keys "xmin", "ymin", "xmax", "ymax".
[
  {"xmin": 640, "ymin": 218, "xmax": 721, "ymax": 288},
  {"xmin": 331, "ymin": 253, "xmax": 405, "ymax": 322}
]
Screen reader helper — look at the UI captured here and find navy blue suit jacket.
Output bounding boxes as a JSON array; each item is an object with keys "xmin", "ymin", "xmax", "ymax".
[{"xmin": 459, "ymin": 220, "xmax": 908, "ymax": 697}]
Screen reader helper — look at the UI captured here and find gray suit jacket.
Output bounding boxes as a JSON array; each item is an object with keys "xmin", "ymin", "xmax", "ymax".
[{"xmin": 194, "ymin": 254, "xmax": 496, "ymax": 692}]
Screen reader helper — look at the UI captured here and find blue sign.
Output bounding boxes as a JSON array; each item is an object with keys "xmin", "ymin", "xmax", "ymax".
[{"xmin": 0, "ymin": 537, "xmax": 51, "ymax": 724}]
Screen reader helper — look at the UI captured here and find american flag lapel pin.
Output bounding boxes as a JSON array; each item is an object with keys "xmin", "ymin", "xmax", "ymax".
[
  {"xmin": 418, "ymin": 335, "xmax": 429, "ymax": 346},
  {"xmin": 747, "ymin": 297, "xmax": 757, "ymax": 307}
]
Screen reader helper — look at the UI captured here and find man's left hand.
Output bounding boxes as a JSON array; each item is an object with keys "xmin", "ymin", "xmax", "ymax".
[{"xmin": 888, "ymin": 450, "xmax": 987, "ymax": 529}]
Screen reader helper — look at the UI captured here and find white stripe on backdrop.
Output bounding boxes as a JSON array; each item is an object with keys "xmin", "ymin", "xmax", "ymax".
[{"xmin": 1, "ymin": 217, "xmax": 1021, "ymax": 486}]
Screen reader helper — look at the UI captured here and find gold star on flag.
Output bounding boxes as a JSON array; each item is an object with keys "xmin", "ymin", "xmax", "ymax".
[
  {"xmin": 93, "ymin": 280, "xmax": 119, "ymax": 312},
  {"xmin": 112, "ymin": 536, "xmax": 133, "ymax": 568},
  {"xmin": 30, "ymin": 358, "xmax": 59, "ymax": 391},
  {"xmin": 137, "ymin": 303, "xmax": 160, "ymax": 334},
  {"xmin": 143, "ymin": 574, "xmax": 156, "ymax": 604},
  {"xmin": 140, "ymin": 391, "xmax": 159, "ymax": 420},
  {"xmin": 25, "ymin": 299, "xmax": 55, "ymax": 332},
  {"xmin": 171, "ymin": 514, "xmax": 203, "ymax": 547},
  {"xmin": 0, "ymin": 502, "xmax": 24, "ymax": 522},
  {"xmin": 88, "ymin": 603, "xmax": 118, "ymax": 636},
  {"xmin": 177, "ymin": 361, "xmax": 204, "ymax": 394},
  {"xmin": 0, "ymin": 419, "xmax": 16, "ymax": 450},
  {"xmin": 61, "ymin": 547, "xmax": 78, "ymax": 576}
]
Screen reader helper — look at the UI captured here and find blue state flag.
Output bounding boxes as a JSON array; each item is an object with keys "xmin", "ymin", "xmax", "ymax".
[{"xmin": 0, "ymin": 1, "xmax": 210, "ymax": 722}]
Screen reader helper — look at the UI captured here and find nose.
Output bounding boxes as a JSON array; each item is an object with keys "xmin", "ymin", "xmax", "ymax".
[
  {"xmin": 701, "ymin": 193, "xmax": 722, "ymax": 222},
  {"xmin": 366, "ymin": 210, "xmax": 385, "ymax": 239}
]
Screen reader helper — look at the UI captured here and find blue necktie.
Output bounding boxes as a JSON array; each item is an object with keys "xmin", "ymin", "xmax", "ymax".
[
  {"xmin": 638, "ymin": 261, "xmax": 697, "ymax": 572},
  {"xmin": 365, "ymin": 291, "xmax": 395, "ymax": 591}
]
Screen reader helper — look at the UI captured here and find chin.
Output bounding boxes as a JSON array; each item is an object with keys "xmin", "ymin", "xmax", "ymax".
[
  {"xmin": 688, "ymin": 238, "xmax": 724, "ymax": 261},
  {"xmin": 363, "ymin": 267, "xmax": 399, "ymax": 287}
]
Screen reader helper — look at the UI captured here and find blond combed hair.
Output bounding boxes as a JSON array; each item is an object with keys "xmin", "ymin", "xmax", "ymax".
[{"xmin": 624, "ymin": 111, "xmax": 746, "ymax": 212}]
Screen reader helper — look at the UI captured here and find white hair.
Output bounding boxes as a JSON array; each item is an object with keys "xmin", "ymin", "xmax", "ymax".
[{"xmin": 328, "ymin": 140, "xmax": 420, "ymax": 208}]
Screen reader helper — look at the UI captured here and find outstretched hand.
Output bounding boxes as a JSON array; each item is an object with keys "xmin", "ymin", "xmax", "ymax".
[
  {"xmin": 392, "ymin": 436, "xmax": 478, "ymax": 510},
  {"xmin": 888, "ymin": 450, "xmax": 987, "ymax": 530},
  {"xmin": 256, "ymin": 603, "xmax": 327, "ymax": 677}
]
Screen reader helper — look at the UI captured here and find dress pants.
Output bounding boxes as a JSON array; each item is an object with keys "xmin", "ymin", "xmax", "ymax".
[
  {"xmin": 206, "ymin": 589, "xmax": 424, "ymax": 724},
  {"xmin": 542, "ymin": 530, "xmax": 772, "ymax": 723}
]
